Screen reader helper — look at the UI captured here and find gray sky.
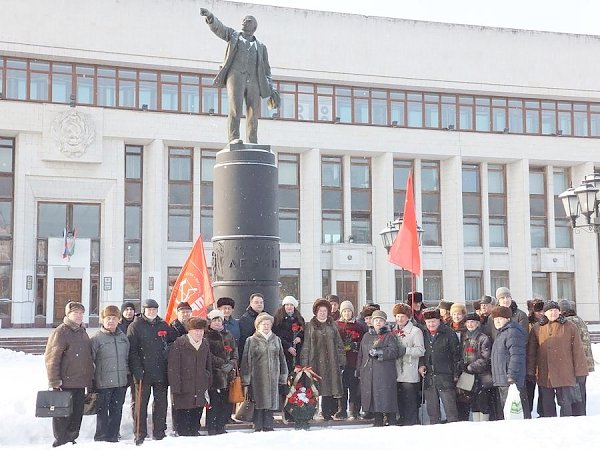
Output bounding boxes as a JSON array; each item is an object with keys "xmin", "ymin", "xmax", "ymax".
[{"xmin": 227, "ymin": 0, "xmax": 600, "ymax": 35}]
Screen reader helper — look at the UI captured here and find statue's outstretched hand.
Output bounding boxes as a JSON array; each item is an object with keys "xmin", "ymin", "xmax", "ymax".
[{"xmin": 200, "ymin": 8, "xmax": 213, "ymax": 21}]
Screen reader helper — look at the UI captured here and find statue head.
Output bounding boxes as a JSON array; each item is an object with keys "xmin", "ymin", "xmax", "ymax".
[{"xmin": 241, "ymin": 15, "xmax": 258, "ymax": 34}]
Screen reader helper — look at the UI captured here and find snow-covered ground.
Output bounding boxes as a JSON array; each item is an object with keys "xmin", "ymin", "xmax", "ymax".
[{"xmin": 1, "ymin": 345, "xmax": 598, "ymax": 450}]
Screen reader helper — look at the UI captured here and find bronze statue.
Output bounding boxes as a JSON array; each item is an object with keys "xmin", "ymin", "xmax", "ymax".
[{"xmin": 200, "ymin": 8, "xmax": 279, "ymax": 144}]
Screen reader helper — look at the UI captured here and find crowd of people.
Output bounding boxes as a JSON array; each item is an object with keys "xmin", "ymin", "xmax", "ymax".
[{"xmin": 43, "ymin": 288, "xmax": 595, "ymax": 446}]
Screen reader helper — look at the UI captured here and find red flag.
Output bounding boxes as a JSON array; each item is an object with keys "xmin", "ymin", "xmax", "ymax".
[
  {"xmin": 388, "ymin": 173, "xmax": 421, "ymax": 275},
  {"xmin": 165, "ymin": 235, "xmax": 214, "ymax": 323}
]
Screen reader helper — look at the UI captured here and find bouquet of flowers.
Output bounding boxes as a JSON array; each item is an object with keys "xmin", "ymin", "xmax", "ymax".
[
  {"xmin": 342, "ymin": 329, "xmax": 361, "ymax": 352},
  {"xmin": 284, "ymin": 366, "xmax": 321, "ymax": 430}
]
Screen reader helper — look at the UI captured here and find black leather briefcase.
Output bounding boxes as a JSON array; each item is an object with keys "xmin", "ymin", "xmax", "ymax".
[{"xmin": 35, "ymin": 390, "xmax": 73, "ymax": 418}]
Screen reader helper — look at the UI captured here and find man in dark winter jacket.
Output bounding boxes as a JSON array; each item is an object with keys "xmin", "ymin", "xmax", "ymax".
[
  {"xmin": 495, "ymin": 287, "xmax": 529, "ymax": 336},
  {"xmin": 118, "ymin": 301, "xmax": 136, "ymax": 334},
  {"xmin": 418, "ymin": 308, "xmax": 461, "ymax": 424},
  {"xmin": 238, "ymin": 293, "xmax": 265, "ymax": 359},
  {"xmin": 170, "ymin": 301, "xmax": 192, "ymax": 337},
  {"xmin": 127, "ymin": 299, "xmax": 176, "ymax": 445},
  {"xmin": 217, "ymin": 297, "xmax": 241, "ymax": 346},
  {"xmin": 490, "ymin": 305, "xmax": 530, "ymax": 419}
]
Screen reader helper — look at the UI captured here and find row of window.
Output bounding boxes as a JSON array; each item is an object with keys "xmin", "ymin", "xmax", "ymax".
[
  {"xmin": 0, "ymin": 137, "xmax": 14, "ymax": 323},
  {"xmin": 2, "ymin": 56, "xmax": 600, "ymax": 137}
]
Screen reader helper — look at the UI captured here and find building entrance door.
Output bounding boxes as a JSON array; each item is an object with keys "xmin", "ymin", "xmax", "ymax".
[
  {"xmin": 54, "ymin": 278, "xmax": 82, "ymax": 324},
  {"xmin": 336, "ymin": 281, "xmax": 359, "ymax": 313}
]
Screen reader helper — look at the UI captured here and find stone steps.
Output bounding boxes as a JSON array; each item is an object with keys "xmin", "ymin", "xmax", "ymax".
[{"xmin": 0, "ymin": 337, "xmax": 47, "ymax": 354}]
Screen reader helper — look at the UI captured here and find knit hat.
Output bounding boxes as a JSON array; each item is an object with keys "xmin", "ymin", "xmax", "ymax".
[
  {"xmin": 480, "ymin": 295, "xmax": 494, "ymax": 305},
  {"xmin": 254, "ymin": 312, "xmax": 274, "ymax": 328},
  {"xmin": 65, "ymin": 301, "xmax": 85, "ymax": 315},
  {"xmin": 558, "ymin": 299, "xmax": 573, "ymax": 313},
  {"xmin": 143, "ymin": 299, "xmax": 159, "ymax": 309},
  {"xmin": 312, "ymin": 298, "xmax": 331, "ymax": 316},
  {"xmin": 450, "ymin": 303, "xmax": 466, "ymax": 315},
  {"xmin": 495, "ymin": 287, "xmax": 511, "ymax": 300},
  {"xmin": 438, "ymin": 300, "xmax": 453, "ymax": 310},
  {"xmin": 392, "ymin": 303, "xmax": 412, "ymax": 318},
  {"xmin": 282, "ymin": 295, "xmax": 299, "ymax": 308},
  {"xmin": 122, "ymin": 301, "xmax": 136, "ymax": 312},
  {"xmin": 465, "ymin": 312, "xmax": 480, "ymax": 322},
  {"xmin": 177, "ymin": 302, "xmax": 192, "ymax": 311},
  {"xmin": 407, "ymin": 292, "xmax": 423, "ymax": 305},
  {"xmin": 543, "ymin": 300, "xmax": 560, "ymax": 313},
  {"xmin": 187, "ymin": 317, "xmax": 207, "ymax": 331},
  {"xmin": 371, "ymin": 310, "xmax": 387, "ymax": 321},
  {"xmin": 490, "ymin": 306, "xmax": 512, "ymax": 319},
  {"xmin": 339, "ymin": 300, "xmax": 354, "ymax": 313},
  {"xmin": 423, "ymin": 308, "xmax": 441, "ymax": 320},
  {"xmin": 217, "ymin": 297, "xmax": 235, "ymax": 308},
  {"xmin": 100, "ymin": 305, "xmax": 120, "ymax": 320},
  {"xmin": 361, "ymin": 305, "xmax": 378, "ymax": 318},
  {"xmin": 207, "ymin": 309, "xmax": 224, "ymax": 321}
]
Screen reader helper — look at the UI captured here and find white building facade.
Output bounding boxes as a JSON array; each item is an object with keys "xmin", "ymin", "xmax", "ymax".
[{"xmin": 1, "ymin": 0, "xmax": 599, "ymax": 327}]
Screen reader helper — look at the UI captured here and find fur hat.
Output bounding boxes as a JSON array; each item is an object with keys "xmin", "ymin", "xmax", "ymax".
[
  {"xmin": 361, "ymin": 305, "xmax": 379, "ymax": 318},
  {"xmin": 495, "ymin": 287, "xmax": 511, "ymax": 300},
  {"xmin": 465, "ymin": 312, "xmax": 480, "ymax": 322},
  {"xmin": 312, "ymin": 298, "xmax": 331, "ymax": 316},
  {"xmin": 392, "ymin": 303, "xmax": 413, "ymax": 318},
  {"xmin": 207, "ymin": 309, "xmax": 224, "ymax": 321},
  {"xmin": 490, "ymin": 306, "xmax": 512, "ymax": 319},
  {"xmin": 282, "ymin": 295, "xmax": 299, "ymax": 308},
  {"xmin": 371, "ymin": 310, "xmax": 387, "ymax": 321},
  {"xmin": 527, "ymin": 299, "xmax": 544, "ymax": 312},
  {"xmin": 407, "ymin": 292, "xmax": 423, "ymax": 305},
  {"xmin": 473, "ymin": 300, "xmax": 482, "ymax": 311},
  {"xmin": 217, "ymin": 297, "xmax": 235, "ymax": 308},
  {"xmin": 177, "ymin": 302, "xmax": 192, "ymax": 311},
  {"xmin": 100, "ymin": 305, "xmax": 120, "ymax": 320},
  {"xmin": 423, "ymin": 308, "xmax": 441, "ymax": 320},
  {"xmin": 187, "ymin": 317, "xmax": 207, "ymax": 331},
  {"xmin": 450, "ymin": 303, "xmax": 466, "ymax": 315},
  {"xmin": 438, "ymin": 300, "xmax": 453, "ymax": 311},
  {"xmin": 65, "ymin": 301, "xmax": 85, "ymax": 315},
  {"xmin": 558, "ymin": 299, "xmax": 573, "ymax": 313},
  {"xmin": 254, "ymin": 312, "xmax": 274, "ymax": 328},
  {"xmin": 543, "ymin": 300, "xmax": 560, "ymax": 313},
  {"xmin": 121, "ymin": 301, "xmax": 136, "ymax": 312},
  {"xmin": 339, "ymin": 300, "xmax": 354, "ymax": 313},
  {"xmin": 143, "ymin": 299, "xmax": 159, "ymax": 309},
  {"xmin": 480, "ymin": 295, "xmax": 494, "ymax": 305}
]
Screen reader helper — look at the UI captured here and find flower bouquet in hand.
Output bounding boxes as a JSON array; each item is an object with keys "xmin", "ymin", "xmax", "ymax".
[
  {"xmin": 284, "ymin": 366, "xmax": 321, "ymax": 430},
  {"xmin": 343, "ymin": 329, "xmax": 361, "ymax": 352}
]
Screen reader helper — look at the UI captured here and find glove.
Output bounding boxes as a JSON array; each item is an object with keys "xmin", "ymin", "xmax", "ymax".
[
  {"xmin": 368, "ymin": 348, "xmax": 378, "ymax": 357},
  {"xmin": 507, "ymin": 377, "xmax": 515, "ymax": 385},
  {"xmin": 221, "ymin": 363, "xmax": 233, "ymax": 373}
]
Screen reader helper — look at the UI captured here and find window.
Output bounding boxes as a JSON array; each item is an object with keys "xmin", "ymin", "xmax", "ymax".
[
  {"xmin": 200, "ymin": 150, "xmax": 216, "ymax": 241},
  {"xmin": 525, "ymin": 101, "xmax": 540, "ymax": 134},
  {"xmin": 97, "ymin": 68, "xmax": 116, "ymax": 107},
  {"xmin": 181, "ymin": 74, "xmax": 200, "ymax": 113},
  {"xmin": 335, "ymin": 87, "xmax": 351, "ymax": 123},
  {"xmin": 350, "ymin": 157, "xmax": 371, "ymax": 243},
  {"xmin": 475, "ymin": 97, "xmax": 491, "ymax": 131},
  {"xmin": 390, "ymin": 91, "xmax": 405, "ymax": 127},
  {"xmin": 463, "ymin": 164, "xmax": 481, "ymax": 247},
  {"xmin": 322, "ymin": 270, "xmax": 331, "ymax": 297},
  {"xmin": 488, "ymin": 164, "xmax": 507, "ymax": 247},
  {"xmin": 160, "ymin": 72, "xmax": 179, "ymax": 111},
  {"xmin": 508, "ymin": 100, "xmax": 524, "ymax": 133},
  {"xmin": 393, "ymin": 160, "xmax": 412, "ymax": 218},
  {"xmin": 297, "ymin": 83, "xmax": 314, "ymax": 121},
  {"xmin": 532, "ymin": 272, "xmax": 550, "ymax": 300},
  {"xmin": 395, "ymin": 270, "xmax": 412, "ymax": 302},
  {"xmin": 51, "ymin": 63, "xmax": 73, "ymax": 103},
  {"xmin": 557, "ymin": 273, "xmax": 575, "ymax": 302},
  {"xmin": 490, "ymin": 270, "xmax": 509, "ymax": 296},
  {"xmin": 407, "ymin": 92, "xmax": 423, "ymax": 127},
  {"xmin": 30, "ymin": 61, "xmax": 50, "ymax": 101},
  {"xmin": 423, "ymin": 270, "xmax": 443, "ymax": 303},
  {"xmin": 124, "ymin": 145, "xmax": 143, "ymax": 309},
  {"xmin": 371, "ymin": 90, "xmax": 387, "ymax": 125},
  {"xmin": 0, "ymin": 138, "xmax": 14, "ymax": 324},
  {"xmin": 541, "ymin": 101, "xmax": 556, "ymax": 135},
  {"xmin": 118, "ymin": 69, "xmax": 137, "ymax": 108},
  {"xmin": 322, "ymin": 156, "xmax": 343, "ymax": 243},
  {"xmin": 167, "ymin": 266, "xmax": 182, "ymax": 302},
  {"xmin": 492, "ymin": 98, "xmax": 507, "ymax": 132},
  {"xmin": 168, "ymin": 148, "xmax": 193, "ymax": 242},
  {"xmin": 6, "ymin": 59, "xmax": 27, "ymax": 100},
  {"xmin": 441, "ymin": 95, "xmax": 456, "ymax": 129},
  {"xmin": 317, "ymin": 85, "xmax": 333, "ymax": 122},
  {"xmin": 422, "ymin": 161, "xmax": 441, "ymax": 246},
  {"xmin": 465, "ymin": 271, "xmax": 483, "ymax": 301},
  {"xmin": 278, "ymin": 153, "xmax": 300, "ymax": 243},
  {"xmin": 530, "ymin": 168, "xmax": 547, "ymax": 248},
  {"xmin": 459, "ymin": 96, "xmax": 474, "ymax": 130},
  {"xmin": 76, "ymin": 65, "xmax": 95, "ymax": 105},
  {"xmin": 138, "ymin": 71, "xmax": 157, "ymax": 110},
  {"xmin": 424, "ymin": 94, "xmax": 439, "ymax": 128},
  {"xmin": 554, "ymin": 168, "xmax": 572, "ymax": 248},
  {"xmin": 574, "ymin": 103, "xmax": 588, "ymax": 137},
  {"xmin": 280, "ymin": 269, "xmax": 300, "ymax": 302},
  {"xmin": 366, "ymin": 270, "xmax": 373, "ymax": 302}
]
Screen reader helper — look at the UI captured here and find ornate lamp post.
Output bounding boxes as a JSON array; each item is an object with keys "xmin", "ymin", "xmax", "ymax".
[{"xmin": 559, "ymin": 173, "xmax": 600, "ymax": 233}]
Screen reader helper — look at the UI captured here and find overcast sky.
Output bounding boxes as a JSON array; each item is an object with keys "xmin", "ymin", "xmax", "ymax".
[{"xmin": 227, "ymin": 0, "xmax": 600, "ymax": 35}]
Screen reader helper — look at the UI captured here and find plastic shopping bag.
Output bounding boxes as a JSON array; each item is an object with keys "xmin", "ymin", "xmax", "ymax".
[{"xmin": 503, "ymin": 384, "xmax": 524, "ymax": 420}]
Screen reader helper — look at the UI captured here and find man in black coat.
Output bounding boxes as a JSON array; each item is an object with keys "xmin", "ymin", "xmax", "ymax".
[
  {"xmin": 418, "ymin": 308, "xmax": 461, "ymax": 424},
  {"xmin": 170, "ymin": 302, "xmax": 192, "ymax": 337},
  {"xmin": 127, "ymin": 299, "xmax": 176, "ymax": 445},
  {"xmin": 238, "ymin": 293, "xmax": 265, "ymax": 359}
]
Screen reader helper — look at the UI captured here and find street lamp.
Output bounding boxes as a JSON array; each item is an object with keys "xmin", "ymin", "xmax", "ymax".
[
  {"xmin": 559, "ymin": 173, "xmax": 600, "ymax": 233},
  {"xmin": 379, "ymin": 218, "xmax": 424, "ymax": 300}
]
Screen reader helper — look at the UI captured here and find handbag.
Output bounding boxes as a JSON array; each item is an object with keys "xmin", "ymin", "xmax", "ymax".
[
  {"xmin": 228, "ymin": 369, "xmax": 245, "ymax": 404},
  {"xmin": 456, "ymin": 372, "xmax": 475, "ymax": 391},
  {"xmin": 35, "ymin": 390, "xmax": 73, "ymax": 418},
  {"xmin": 83, "ymin": 392, "xmax": 98, "ymax": 415},
  {"xmin": 503, "ymin": 384, "xmax": 524, "ymax": 420},
  {"xmin": 234, "ymin": 399, "xmax": 255, "ymax": 422}
]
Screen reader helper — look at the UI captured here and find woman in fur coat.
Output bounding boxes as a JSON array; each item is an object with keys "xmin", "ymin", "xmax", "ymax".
[{"xmin": 241, "ymin": 313, "xmax": 288, "ymax": 432}]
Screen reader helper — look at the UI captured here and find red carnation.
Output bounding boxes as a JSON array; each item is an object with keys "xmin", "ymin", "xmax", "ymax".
[
  {"xmin": 224, "ymin": 345, "xmax": 233, "ymax": 353},
  {"xmin": 157, "ymin": 330, "xmax": 167, "ymax": 337}
]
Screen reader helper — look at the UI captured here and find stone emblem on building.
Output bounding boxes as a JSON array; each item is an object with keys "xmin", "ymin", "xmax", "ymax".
[{"xmin": 51, "ymin": 109, "xmax": 95, "ymax": 158}]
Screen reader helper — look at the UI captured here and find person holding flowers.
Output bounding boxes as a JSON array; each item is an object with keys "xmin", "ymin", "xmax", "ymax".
[
  {"xmin": 357, "ymin": 310, "xmax": 403, "ymax": 426},
  {"xmin": 273, "ymin": 296, "xmax": 305, "ymax": 376},
  {"xmin": 335, "ymin": 300, "xmax": 366, "ymax": 420}
]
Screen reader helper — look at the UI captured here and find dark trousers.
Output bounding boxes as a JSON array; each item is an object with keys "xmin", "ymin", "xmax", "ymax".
[
  {"xmin": 134, "ymin": 381, "xmax": 168, "ymax": 439},
  {"xmin": 127, "ymin": 375, "xmax": 137, "ymax": 432},
  {"xmin": 321, "ymin": 396, "xmax": 338, "ymax": 420},
  {"xmin": 52, "ymin": 388, "xmax": 85, "ymax": 445},
  {"xmin": 497, "ymin": 385, "xmax": 532, "ymax": 419},
  {"xmin": 207, "ymin": 389, "xmax": 230, "ymax": 434},
  {"xmin": 226, "ymin": 70, "xmax": 260, "ymax": 143},
  {"xmin": 538, "ymin": 386, "xmax": 575, "ymax": 417},
  {"xmin": 423, "ymin": 386, "xmax": 458, "ymax": 424},
  {"xmin": 338, "ymin": 367, "xmax": 361, "ymax": 417},
  {"xmin": 572, "ymin": 377, "xmax": 587, "ymax": 416},
  {"xmin": 174, "ymin": 408, "xmax": 203, "ymax": 436},
  {"xmin": 253, "ymin": 409, "xmax": 274, "ymax": 431},
  {"xmin": 95, "ymin": 386, "xmax": 127, "ymax": 441},
  {"xmin": 396, "ymin": 382, "xmax": 420, "ymax": 426}
]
